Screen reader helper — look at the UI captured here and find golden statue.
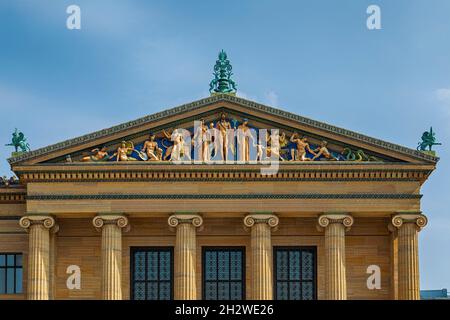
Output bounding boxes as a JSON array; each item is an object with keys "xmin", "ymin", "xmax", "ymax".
[
  {"xmin": 312, "ymin": 140, "xmax": 336, "ymax": 161},
  {"xmin": 208, "ymin": 122, "xmax": 218, "ymax": 160},
  {"xmin": 193, "ymin": 119, "xmax": 210, "ymax": 161},
  {"xmin": 279, "ymin": 132, "xmax": 288, "ymax": 148},
  {"xmin": 141, "ymin": 133, "xmax": 162, "ymax": 161},
  {"xmin": 162, "ymin": 128, "xmax": 191, "ymax": 161},
  {"xmin": 237, "ymin": 118, "xmax": 254, "ymax": 162},
  {"xmin": 216, "ymin": 112, "xmax": 233, "ymax": 160},
  {"xmin": 114, "ymin": 141, "xmax": 136, "ymax": 161},
  {"xmin": 290, "ymin": 133, "xmax": 316, "ymax": 161},
  {"xmin": 266, "ymin": 131, "xmax": 284, "ymax": 161},
  {"xmin": 81, "ymin": 146, "xmax": 110, "ymax": 162}
]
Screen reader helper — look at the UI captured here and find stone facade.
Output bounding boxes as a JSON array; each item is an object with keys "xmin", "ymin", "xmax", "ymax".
[{"xmin": 0, "ymin": 96, "xmax": 436, "ymax": 300}]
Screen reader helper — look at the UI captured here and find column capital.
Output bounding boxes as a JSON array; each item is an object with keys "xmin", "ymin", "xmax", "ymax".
[
  {"xmin": 243, "ymin": 213, "xmax": 279, "ymax": 228},
  {"xmin": 390, "ymin": 212, "xmax": 427, "ymax": 231},
  {"xmin": 168, "ymin": 213, "xmax": 203, "ymax": 228},
  {"xmin": 317, "ymin": 213, "xmax": 354, "ymax": 231},
  {"xmin": 19, "ymin": 215, "xmax": 56, "ymax": 230},
  {"xmin": 92, "ymin": 214, "xmax": 129, "ymax": 231}
]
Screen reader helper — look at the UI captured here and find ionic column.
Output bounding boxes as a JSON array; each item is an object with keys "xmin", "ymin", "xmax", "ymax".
[
  {"xmin": 168, "ymin": 214, "xmax": 203, "ymax": 300},
  {"xmin": 92, "ymin": 214, "xmax": 129, "ymax": 300},
  {"xmin": 318, "ymin": 213, "xmax": 354, "ymax": 300},
  {"xmin": 390, "ymin": 213, "xmax": 427, "ymax": 300},
  {"xmin": 19, "ymin": 215, "xmax": 57, "ymax": 300},
  {"xmin": 244, "ymin": 213, "xmax": 279, "ymax": 300}
]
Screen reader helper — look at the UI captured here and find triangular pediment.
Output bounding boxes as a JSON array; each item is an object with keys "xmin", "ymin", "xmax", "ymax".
[{"xmin": 8, "ymin": 95, "xmax": 438, "ymax": 166}]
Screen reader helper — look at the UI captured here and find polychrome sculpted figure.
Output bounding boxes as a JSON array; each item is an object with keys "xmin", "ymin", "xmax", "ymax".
[
  {"xmin": 290, "ymin": 133, "xmax": 315, "ymax": 161},
  {"xmin": 162, "ymin": 129, "xmax": 175, "ymax": 160},
  {"xmin": 81, "ymin": 146, "xmax": 110, "ymax": 162},
  {"xmin": 114, "ymin": 141, "xmax": 136, "ymax": 161},
  {"xmin": 236, "ymin": 118, "xmax": 254, "ymax": 161},
  {"xmin": 208, "ymin": 122, "xmax": 219, "ymax": 160},
  {"xmin": 312, "ymin": 140, "xmax": 336, "ymax": 161},
  {"xmin": 341, "ymin": 147, "xmax": 380, "ymax": 162},
  {"xmin": 279, "ymin": 132, "xmax": 288, "ymax": 148},
  {"xmin": 193, "ymin": 119, "xmax": 210, "ymax": 162},
  {"xmin": 266, "ymin": 131, "xmax": 284, "ymax": 161},
  {"xmin": 163, "ymin": 129, "xmax": 191, "ymax": 161},
  {"xmin": 141, "ymin": 134, "xmax": 162, "ymax": 161},
  {"xmin": 216, "ymin": 112, "xmax": 233, "ymax": 160},
  {"xmin": 278, "ymin": 132, "xmax": 289, "ymax": 160}
]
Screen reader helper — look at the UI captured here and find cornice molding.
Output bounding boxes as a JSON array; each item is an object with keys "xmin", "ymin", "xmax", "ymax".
[
  {"xmin": 8, "ymin": 95, "xmax": 438, "ymax": 165},
  {"xmin": 14, "ymin": 167, "xmax": 431, "ymax": 183},
  {"xmin": 25, "ymin": 193, "xmax": 422, "ymax": 201}
]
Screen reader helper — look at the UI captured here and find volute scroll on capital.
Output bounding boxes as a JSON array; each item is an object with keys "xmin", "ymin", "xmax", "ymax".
[
  {"xmin": 243, "ymin": 214, "xmax": 279, "ymax": 229},
  {"xmin": 168, "ymin": 214, "xmax": 204, "ymax": 228},
  {"xmin": 19, "ymin": 215, "xmax": 56, "ymax": 230},
  {"xmin": 317, "ymin": 213, "xmax": 354, "ymax": 232},
  {"xmin": 390, "ymin": 213, "xmax": 428, "ymax": 231},
  {"xmin": 92, "ymin": 215, "xmax": 130, "ymax": 231}
]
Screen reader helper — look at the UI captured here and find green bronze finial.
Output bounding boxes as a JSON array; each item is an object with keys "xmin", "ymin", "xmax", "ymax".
[
  {"xmin": 417, "ymin": 127, "xmax": 441, "ymax": 155},
  {"xmin": 209, "ymin": 50, "xmax": 237, "ymax": 95},
  {"xmin": 5, "ymin": 128, "xmax": 30, "ymax": 156}
]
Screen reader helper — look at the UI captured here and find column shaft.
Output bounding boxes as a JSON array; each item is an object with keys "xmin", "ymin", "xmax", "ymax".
[
  {"xmin": 391, "ymin": 213, "xmax": 427, "ymax": 300},
  {"xmin": 324, "ymin": 222, "xmax": 347, "ymax": 300},
  {"xmin": 174, "ymin": 223, "xmax": 197, "ymax": 300},
  {"xmin": 251, "ymin": 222, "xmax": 273, "ymax": 300},
  {"xmin": 244, "ymin": 214, "xmax": 279, "ymax": 300},
  {"xmin": 169, "ymin": 214, "xmax": 203, "ymax": 300},
  {"xmin": 101, "ymin": 224, "xmax": 123, "ymax": 300},
  {"xmin": 318, "ymin": 213, "xmax": 353, "ymax": 300},
  {"xmin": 19, "ymin": 215, "xmax": 56, "ymax": 300},
  {"xmin": 93, "ymin": 215, "xmax": 128, "ymax": 300},
  {"xmin": 398, "ymin": 223, "xmax": 420, "ymax": 300},
  {"xmin": 28, "ymin": 224, "xmax": 50, "ymax": 300}
]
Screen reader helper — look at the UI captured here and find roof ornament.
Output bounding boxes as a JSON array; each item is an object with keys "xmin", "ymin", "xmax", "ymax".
[
  {"xmin": 209, "ymin": 50, "xmax": 237, "ymax": 95},
  {"xmin": 5, "ymin": 128, "xmax": 30, "ymax": 156},
  {"xmin": 417, "ymin": 127, "xmax": 441, "ymax": 155}
]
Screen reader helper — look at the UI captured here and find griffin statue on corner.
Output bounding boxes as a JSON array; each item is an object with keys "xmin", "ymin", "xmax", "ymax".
[
  {"xmin": 417, "ymin": 127, "xmax": 441, "ymax": 151},
  {"xmin": 5, "ymin": 128, "xmax": 30, "ymax": 152}
]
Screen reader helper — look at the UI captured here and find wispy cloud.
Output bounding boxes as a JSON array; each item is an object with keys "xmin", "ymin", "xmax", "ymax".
[
  {"xmin": 264, "ymin": 90, "xmax": 279, "ymax": 106},
  {"xmin": 435, "ymin": 88, "xmax": 450, "ymax": 105}
]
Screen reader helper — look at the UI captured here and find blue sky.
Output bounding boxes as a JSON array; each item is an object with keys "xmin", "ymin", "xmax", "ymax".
[{"xmin": 0, "ymin": 0, "xmax": 449, "ymax": 291}]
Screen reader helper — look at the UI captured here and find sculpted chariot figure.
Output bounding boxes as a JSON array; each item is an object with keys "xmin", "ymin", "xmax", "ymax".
[
  {"xmin": 81, "ymin": 146, "xmax": 110, "ymax": 162},
  {"xmin": 216, "ymin": 112, "xmax": 234, "ymax": 161},
  {"xmin": 140, "ymin": 133, "xmax": 163, "ymax": 161},
  {"xmin": 290, "ymin": 133, "xmax": 316, "ymax": 161}
]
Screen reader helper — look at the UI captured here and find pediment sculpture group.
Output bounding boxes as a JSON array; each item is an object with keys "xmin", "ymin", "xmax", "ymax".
[{"xmin": 79, "ymin": 113, "xmax": 379, "ymax": 163}]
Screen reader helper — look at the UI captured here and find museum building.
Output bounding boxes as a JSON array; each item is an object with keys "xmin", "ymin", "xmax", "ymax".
[{"xmin": 0, "ymin": 52, "xmax": 438, "ymax": 300}]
